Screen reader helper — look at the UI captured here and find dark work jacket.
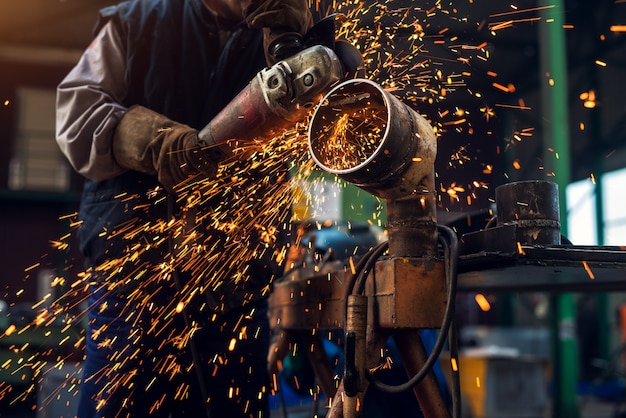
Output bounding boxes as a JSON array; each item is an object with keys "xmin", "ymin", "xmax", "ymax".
[{"xmin": 78, "ymin": 0, "xmax": 275, "ymax": 310}]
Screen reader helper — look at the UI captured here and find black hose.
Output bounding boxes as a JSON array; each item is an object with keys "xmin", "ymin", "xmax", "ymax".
[
  {"xmin": 342, "ymin": 241, "xmax": 389, "ymax": 323},
  {"xmin": 441, "ymin": 224, "xmax": 461, "ymax": 418},
  {"xmin": 355, "ymin": 241, "xmax": 390, "ymax": 295},
  {"xmin": 339, "ymin": 225, "xmax": 461, "ymax": 417},
  {"xmin": 363, "ymin": 225, "xmax": 459, "ymax": 402}
]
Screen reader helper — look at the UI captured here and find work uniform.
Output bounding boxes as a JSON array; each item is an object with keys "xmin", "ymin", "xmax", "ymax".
[{"xmin": 56, "ymin": 0, "xmax": 280, "ymax": 416}]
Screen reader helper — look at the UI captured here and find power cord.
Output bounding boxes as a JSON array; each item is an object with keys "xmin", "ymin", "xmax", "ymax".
[{"xmin": 342, "ymin": 224, "xmax": 461, "ymax": 417}]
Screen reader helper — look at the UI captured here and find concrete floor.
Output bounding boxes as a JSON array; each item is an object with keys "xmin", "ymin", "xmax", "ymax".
[
  {"xmin": 0, "ymin": 392, "xmax": 622, "ymax": 417},
  {"xmin": 579, "ymin": 397, "xmax": 626, "ymax": 418},
  {"xmin": 268, "ymin": 398, "xmax": 626, "ymax": 418}
]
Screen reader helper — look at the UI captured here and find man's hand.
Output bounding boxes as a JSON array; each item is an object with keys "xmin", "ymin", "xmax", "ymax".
[
  {"xmin": 244, "ymin": 0, "xmax": 313, "ymax": 65},
  {"xmin": 113, "ymin": 106, "xmax": 226, "ymax": 192}
]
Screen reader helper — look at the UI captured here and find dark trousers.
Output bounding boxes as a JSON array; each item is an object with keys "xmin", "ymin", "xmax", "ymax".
[
  {"xmin": 76, "ymin": 175, "xmax": 271, "ymax": 417},
  {"xmin": 77, "ymin": 282, "xmax": 270, "ymax": 418}
]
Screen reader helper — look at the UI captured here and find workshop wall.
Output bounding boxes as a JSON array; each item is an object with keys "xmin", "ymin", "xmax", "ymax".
[{"xmin": 0, "ymin": 59, "xmax": 84, "ymax": 306}]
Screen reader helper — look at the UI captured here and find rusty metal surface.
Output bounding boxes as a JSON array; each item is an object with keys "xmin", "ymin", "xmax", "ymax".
[
  {"xmin": 386, "ymin": 172, "xmax": 438, "ymax": 259},
  {"xmin": 367, "ymin": 258, "xmax": 447, "ymax": 329},
  {"xmin": 269, "ymin": 257, "xmax": 448, "ymax": 331},
  {"xmin": 495, "ymin": 181, "xmax": 561, "ymax": 245},
  {"xmin": 268, "ymin": 267, "xmax": 347, "ymax": 330},
  {"xmin": 308, "ymin": 78, "xmax": 437, "ymax": 201}
]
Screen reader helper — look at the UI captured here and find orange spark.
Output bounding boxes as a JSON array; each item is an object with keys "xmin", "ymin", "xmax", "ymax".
[
  {"xmin": 4, "ymin": 324, "xmax": 16, "ymax": 337},
  {"xmin": 495, "ymin": 103, "xmax": 532, "ymax": 110},
  {"xmin": 582, "ymin": 261, "xmax": 595, "ymax": 280},
  {"xmin": 450, "ymin": 357, "xmax": 458, "ymax": 372},
  {"xmin": 492, "ymin": 82, "xmax": 515, "ymax": 93},
  {"xmin": 474, "ymin": 294, "xmax": 491, "ymax": 311}
]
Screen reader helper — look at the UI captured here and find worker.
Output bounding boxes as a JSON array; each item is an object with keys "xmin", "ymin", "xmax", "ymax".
[{"xmin": 55, "ymin": 0, "xmax": 312, "ymax": 416}]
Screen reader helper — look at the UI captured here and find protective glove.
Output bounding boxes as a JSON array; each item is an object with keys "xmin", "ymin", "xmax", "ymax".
[
  {"xmin": 244, "ymin": 0, "xmax": 314, "ymax": 65},
  {"xmin": 112, "ymin": 105, "xmax": 227, "ymax": 192}
]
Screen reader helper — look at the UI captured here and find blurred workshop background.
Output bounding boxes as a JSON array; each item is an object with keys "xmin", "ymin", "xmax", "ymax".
[{"xmin": 1, "ymin": 0, "xmax": 626, "ymax": 417}]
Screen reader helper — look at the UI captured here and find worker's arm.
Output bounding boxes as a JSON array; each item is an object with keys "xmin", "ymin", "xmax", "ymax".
[
  {"xmin": 56, "ymin": 0, "xmax": 320, "ymax": 192},
  {"xmin": 56, "ymin": 20, "xmax": 227, "ymax": 192},
  {"xmin": 56, "ymin": 20, "xmax": 128, "ymax": 182}
]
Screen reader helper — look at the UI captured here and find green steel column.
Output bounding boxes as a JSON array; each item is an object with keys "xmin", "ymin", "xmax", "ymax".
[
  {"xmin": 591, "ymin": 47, "xmax": 610, "ymax": 368},
  {"xmin": 538, "ymin": 2, "xmax": 579, "ymax": 417},
  {"xmin": 594, "ymin": 171, "xmax": 609, "ymax": 369},
  {"xmin": 594, "ymin": 163, "xmax": 605, "ymax": 248},
  {"xmin": 590, "ymin": 54, "xmax": 610, "ymax": 364}
]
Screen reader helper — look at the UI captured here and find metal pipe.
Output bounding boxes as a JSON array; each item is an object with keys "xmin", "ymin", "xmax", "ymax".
[
  {"xmin": 308, "ymin": 78, "xmax": 436, "ymax": 201},
  {"xmin": 394, "ymin": 330, "xmax": 451, "ymax": 418},
  {"xmin": 308, "ymin": 79, "xmax": 445, "ymax": 417},
  {"xmin": 386, "ymin": 171, "xmax": 438, "ymax": 258},
  {"xmin": 495, "ymin": 180, "xmax": 561, "ymax": 245},
  {"xmin": 308, "ymin": 78, "xmax": 438, "ymax": 257}
]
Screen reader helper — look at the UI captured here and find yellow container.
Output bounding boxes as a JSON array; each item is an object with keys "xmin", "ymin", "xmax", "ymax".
[{"xmin": 442, "ymin": 351, "xmax": 548, "ymax": 418}]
